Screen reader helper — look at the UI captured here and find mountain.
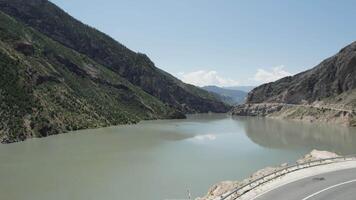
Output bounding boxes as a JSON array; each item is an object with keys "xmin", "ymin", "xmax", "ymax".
[
  {"xmin": 202, "ymin": 86, "xmax": 247, "ymax": 105},
  {"xmin": 0, "ymin": 0, "xmax": 229, "ymax": 143},
  {"xmin": 0, "ymin": 0, "xmax": 229, "ymax": 113},
  {"xmin": 232, "ymin": 42, "xmax": 356, "ymax": 126},
  {"xmin": 224, "ymin": 86, "xmax": 255, "ymax": 93},
  {"xmin": 0, "ymin": 11, "xmax": 181, "ymax": 143}
]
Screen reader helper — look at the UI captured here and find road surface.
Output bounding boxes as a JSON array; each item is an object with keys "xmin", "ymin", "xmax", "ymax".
[{"xmin": 254, "ymin": 168, "xmax": 356, "ymax": 200}]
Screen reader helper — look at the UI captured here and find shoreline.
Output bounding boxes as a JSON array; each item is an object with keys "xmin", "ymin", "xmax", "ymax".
[
  {"xmin": 197, "ymin": 150, "xmax": 356, "ymax": 200},
  {"xmin": 238, "ymin": 160, "xmax": 356, "ymax": 200},
  {"xmin": 231, "ymin": 103, "xmax": 356, "ymax": 127},
  {"xmin": 1, "ymin": 112, "xmax": 230, "ymax": 144}
]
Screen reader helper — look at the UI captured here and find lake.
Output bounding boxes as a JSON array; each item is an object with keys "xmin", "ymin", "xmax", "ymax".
[{"xmin": 1, "ymin": 114, "xmax": 356, "ymax": 200}]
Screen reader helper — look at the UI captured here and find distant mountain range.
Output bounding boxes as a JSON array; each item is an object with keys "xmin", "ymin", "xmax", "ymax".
[
  {"xmin": 233, "ymin": 41, "xmax": 356, "ymax": 126},
  {"xmin": 0, "ymin": 0, "xmax": 229, "ymax": 143},
  {"xmin": 202, "ymin": 86, "xmax": 248, "ymax": 105},
  {"xmin": 224, "ymin": 86, "xmax": 255, "ymax": 93}
]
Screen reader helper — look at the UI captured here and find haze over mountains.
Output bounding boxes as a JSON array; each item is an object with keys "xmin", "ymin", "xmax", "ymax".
[
  {"xmin": 225, "ymin": 86, "xmax": 255, "ymax": 93},
  {"xmin": 202, "ymin": 86, "xmax": 247, "ymax": 105},
  {"xmin": 0, "ymin": 0, "xmax": 229, "ymax": 143}
]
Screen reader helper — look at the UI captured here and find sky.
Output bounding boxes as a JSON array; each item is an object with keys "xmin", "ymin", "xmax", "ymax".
[{"xmin": 51, "ymin": 0, "xmax": 356, "ymax": 87}]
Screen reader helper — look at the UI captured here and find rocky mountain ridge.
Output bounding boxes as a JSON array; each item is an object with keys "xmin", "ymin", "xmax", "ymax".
[
  {"xmin": 247, "ymin": 42, "xmax": 356, "ymax": 105},
  {"xmin": 233, "ymin": 41, "xmax": 356, "ymax": 126}
]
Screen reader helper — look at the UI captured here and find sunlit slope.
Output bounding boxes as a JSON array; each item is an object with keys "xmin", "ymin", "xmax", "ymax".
[
  {"xmin": 0, "ymin": 11, "xmax": 183, "ymax": 143},
  {"xmin": 0, "ymin": 0, "xmax": 229, "ymax": 114}
]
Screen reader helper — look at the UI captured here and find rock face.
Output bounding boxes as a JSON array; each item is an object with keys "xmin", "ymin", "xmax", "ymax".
[
  {"xmin": 231, "ymin": 103, "xmax": 287, "ymax": 116},
  {"xmin": 0, "ymin": 0, "xmax": 229, "ymax": 143},
  {"xmin": 247, "ymin": 42, "xmax": 356, "ymax": 106},
  {"xmin": 0, "ymin": 0, "xmax": 229, "ymax": 114},
  {"xmin": 233, "ymin": 41, "xmax": 356, "ymax": 126},
  {"xmin": 297, "ymin": 150, "xmax": 339, "ymax": 164}
]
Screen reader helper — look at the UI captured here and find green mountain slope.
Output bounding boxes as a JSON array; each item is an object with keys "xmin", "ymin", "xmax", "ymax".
[
  {"xmin": 0, "ymin": 11, "xmax": 183, "ymax": 143},
  {"xmin": 0, "ymin": 0, "xmax": 229, "ymax": 113}
]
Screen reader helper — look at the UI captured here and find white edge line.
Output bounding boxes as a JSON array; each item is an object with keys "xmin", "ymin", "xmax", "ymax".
[
  {"xmin": 245, "ymin": 163, "xmax": 356, "ymax": 200},
  {"xmin": 301, "ymin": 179, "xmax": 356, "ymax": 200}
]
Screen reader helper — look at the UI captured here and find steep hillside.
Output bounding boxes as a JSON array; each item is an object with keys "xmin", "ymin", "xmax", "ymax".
[
  {"xmin": 233, "ymin": 41, "xmax": 356, "ymax": 126},
  {"xmin": 0, "ymin": 11, "xmax": 184, "ymax": 143},
  {"xmin": 202, "ymin": 86, "xmax": 247, "ymax": 105},
  {"xmin": 0, "ymin": 0, "xmax": 229, "ymax": 113},
  {"xmin": 246, "ymin": 42, "xmax": 356, "ymax": 106}
]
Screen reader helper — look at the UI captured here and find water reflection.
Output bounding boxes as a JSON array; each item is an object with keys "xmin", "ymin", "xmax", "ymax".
[
  {"xmin": 1, "ymin": 114, "xmax": 356, "ymax": 200},
  {"xmin": 236, "ymin": 116, "xmax": 356, "ymax": 154}
]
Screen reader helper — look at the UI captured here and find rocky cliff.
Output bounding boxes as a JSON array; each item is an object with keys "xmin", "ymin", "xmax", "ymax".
[{"xmin": 232, "ymin": 41, "xmax": 356, "ymax": 126}]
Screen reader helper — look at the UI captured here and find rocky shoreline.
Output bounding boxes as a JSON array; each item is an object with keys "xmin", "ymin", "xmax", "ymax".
[
  {"xmin": 231, "ymin": 103, "xmax": 356, "ymax": 126},
  {"xmin": 231, "ymin": 103, "xmax": 288, "ymax": 116},
  {"xmin": 197, "ymin": 150, "xmax": 339, "ymax": 200}
]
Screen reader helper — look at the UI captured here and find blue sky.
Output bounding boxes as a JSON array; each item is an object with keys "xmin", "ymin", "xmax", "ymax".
[{"xmin": 51, "ymin": 0, "xmax": 356, "ymax": 86}]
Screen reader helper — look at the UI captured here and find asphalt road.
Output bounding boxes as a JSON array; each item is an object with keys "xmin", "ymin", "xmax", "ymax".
[{"xmin": 254, "ymin": 168, "xmax": 356, "ymax": 200}]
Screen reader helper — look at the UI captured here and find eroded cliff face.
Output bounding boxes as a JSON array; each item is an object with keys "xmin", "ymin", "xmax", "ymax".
[
  {"xmin": 231, "ymin": 103, "xmax": 287, "ymax": 116},
  {"xmin": 232, "ymin": 41, "xmax": 356, "ymax": 126},
  {"xmin": 246, "ymin": 42, "xmax": 356, "ymax": 105}
]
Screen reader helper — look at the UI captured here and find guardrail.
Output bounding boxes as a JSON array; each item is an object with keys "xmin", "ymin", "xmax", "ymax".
[{"xmin": 220, "ymin": 155, "xmax": 356, "ymax": 200}]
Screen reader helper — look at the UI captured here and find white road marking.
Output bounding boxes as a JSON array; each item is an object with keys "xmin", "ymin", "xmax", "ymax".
[
  {"xmin": 248, "ymin": 179, "xmax": 356, "ymax": 200},
  {"xmin": 301, "ymin": 179, "xmax": 356, "ymax": 200}
]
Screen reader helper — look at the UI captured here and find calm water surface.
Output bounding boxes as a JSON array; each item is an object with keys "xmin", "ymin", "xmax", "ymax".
[{"xmin": 1, "ymin": 114, "xmax": 356, "ymax": 200}]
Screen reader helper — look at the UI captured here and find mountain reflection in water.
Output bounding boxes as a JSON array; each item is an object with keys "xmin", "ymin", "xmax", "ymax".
[{"xmin": 237, "ymin": 116, "xmax": 356, "ymax": 154}]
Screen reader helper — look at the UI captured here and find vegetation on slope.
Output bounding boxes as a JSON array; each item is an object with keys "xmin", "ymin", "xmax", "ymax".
[
  {"xmin": 0, "ymin": 0, "xmax": 229, "ymax": 113},
  {"xmin": 0, "ymin": 11, "xmax": 183, "ymax": 143}
]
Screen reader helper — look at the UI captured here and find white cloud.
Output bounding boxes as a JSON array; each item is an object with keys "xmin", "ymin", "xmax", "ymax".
[
  {"xmin": 177, "ymin": 70, "xmax": 239, "ymax": 87},
  {"xmin": 253, "ymin": 65, "xmax": 292, "ymax": 83}
]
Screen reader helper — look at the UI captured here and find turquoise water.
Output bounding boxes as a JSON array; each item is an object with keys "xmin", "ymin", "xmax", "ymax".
[{"xmin": 1, "ymin": 114, "xmax": 356, "ymax": 200}]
